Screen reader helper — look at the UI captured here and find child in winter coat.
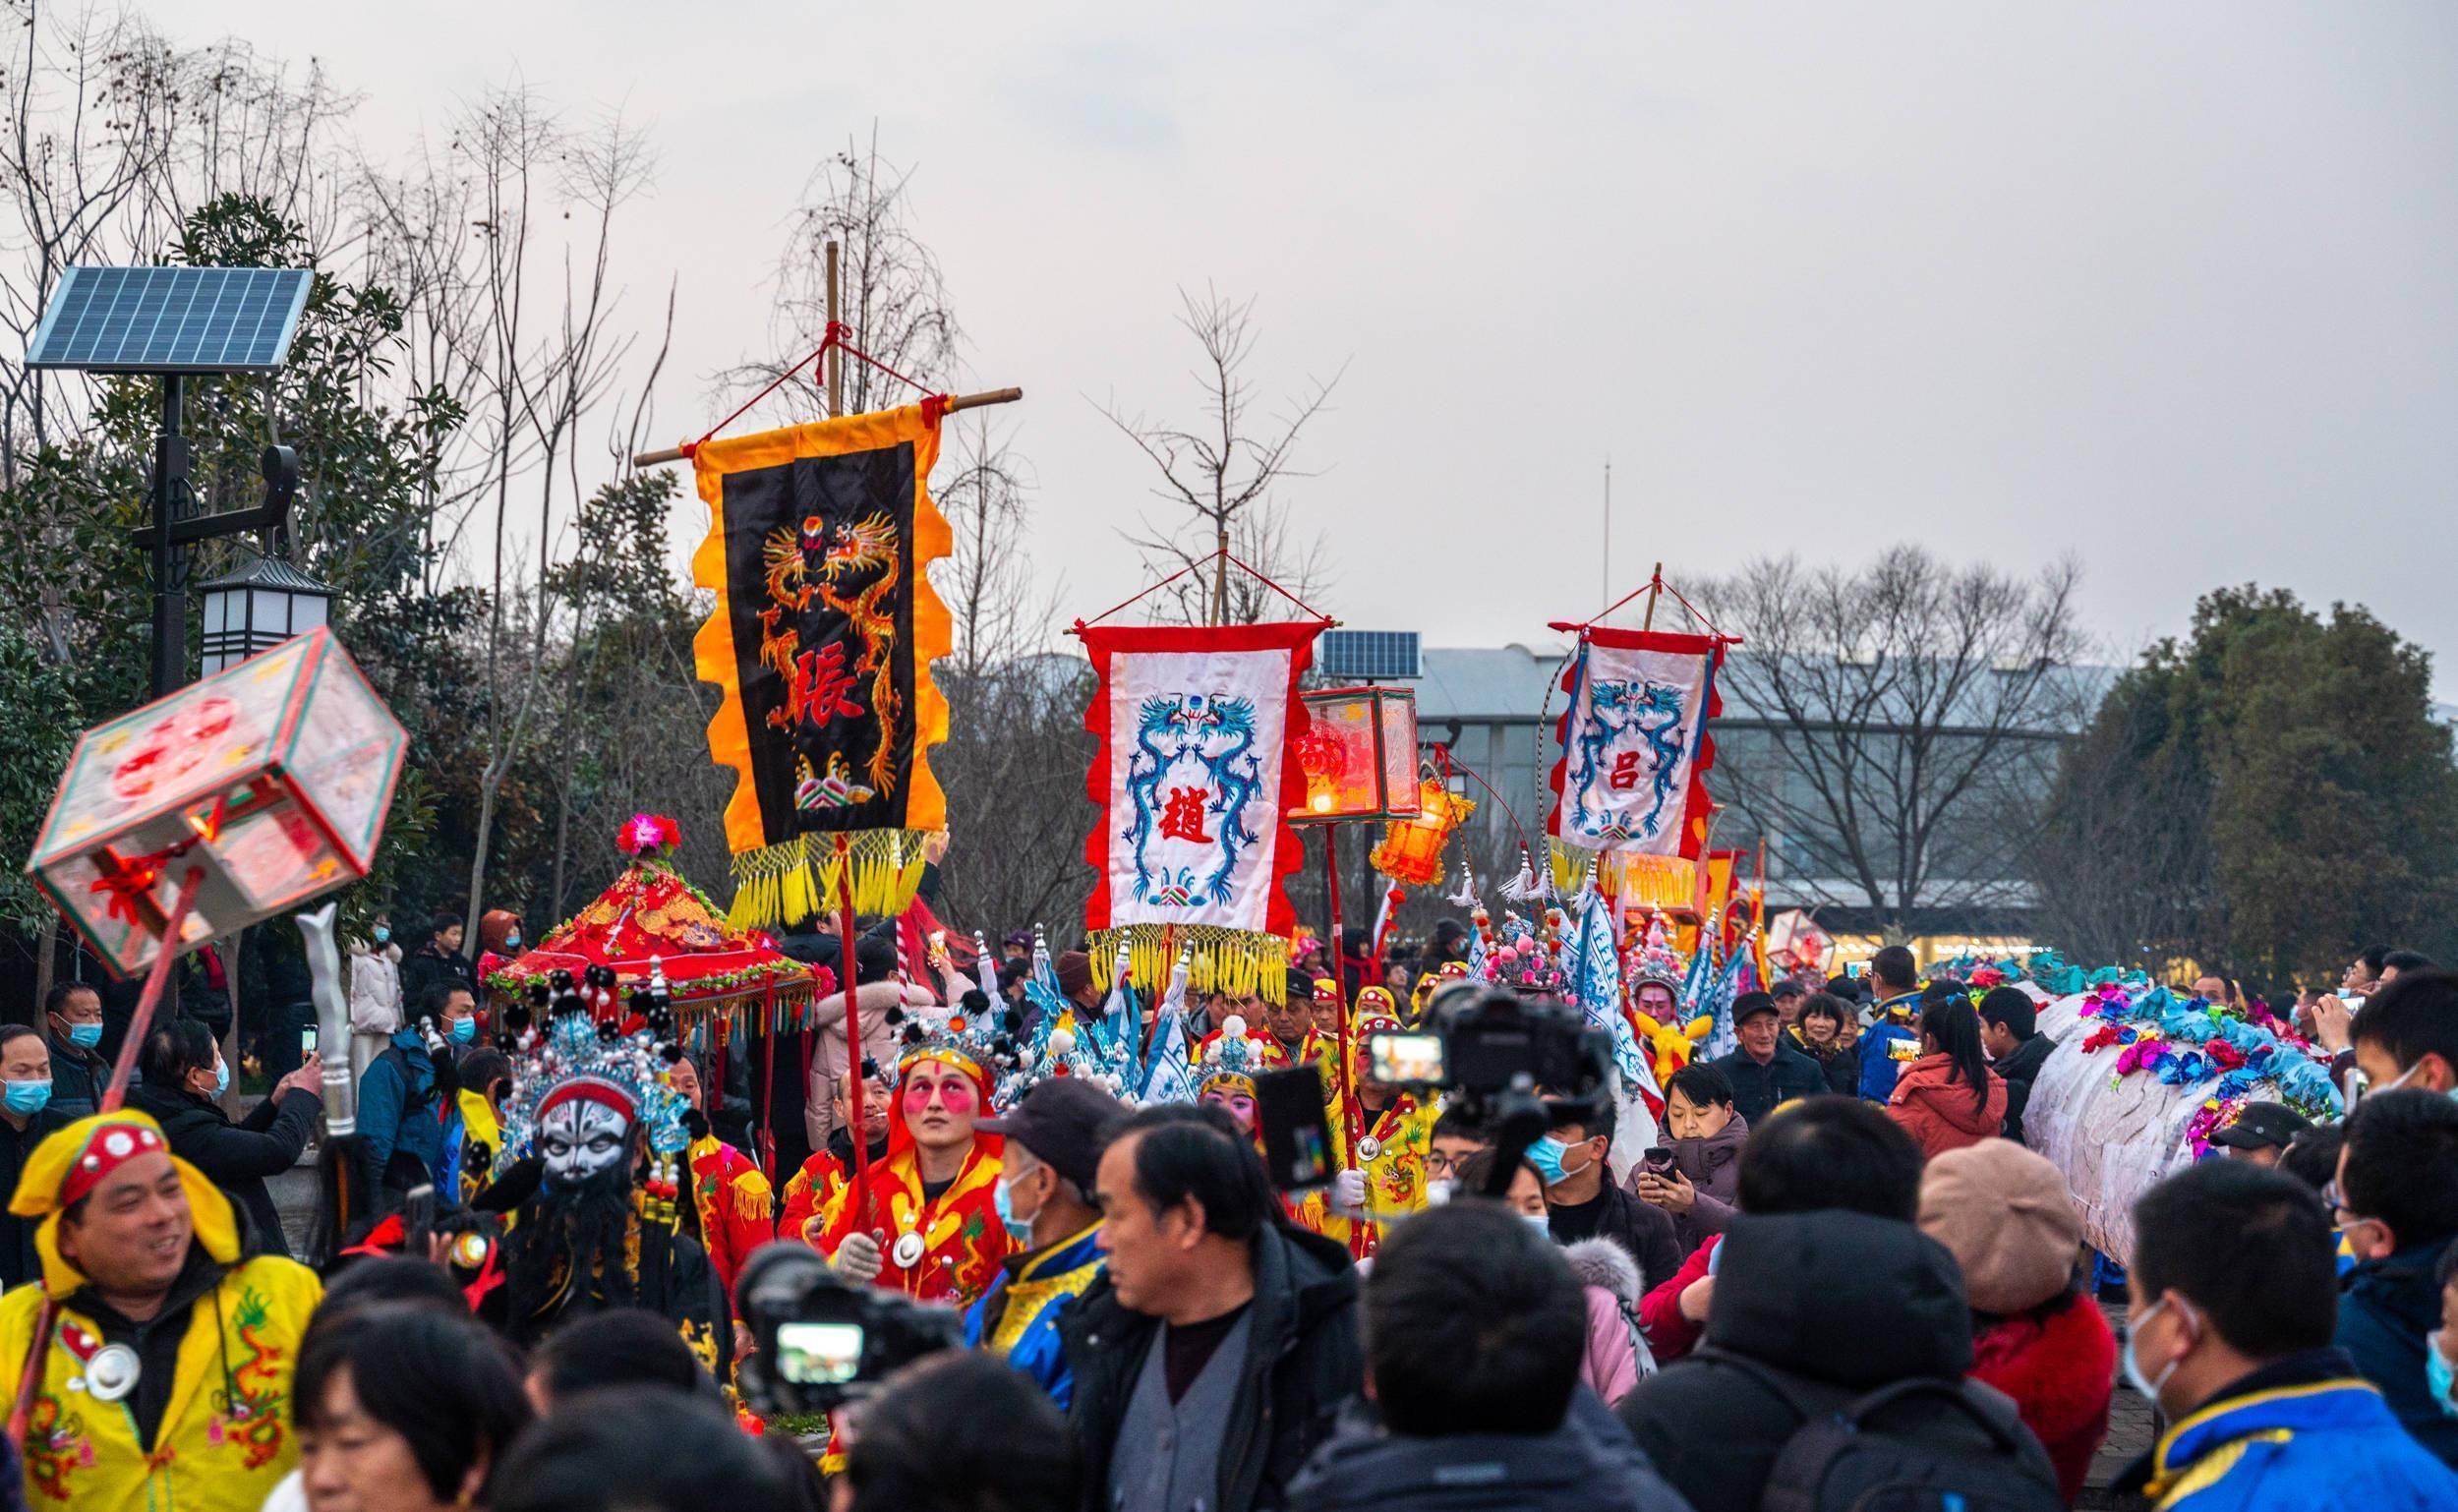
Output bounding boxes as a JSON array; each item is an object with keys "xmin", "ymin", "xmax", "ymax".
[{"xmin": 1887, "ymin": 997, "xmax": 2008, "ymax": 1160}]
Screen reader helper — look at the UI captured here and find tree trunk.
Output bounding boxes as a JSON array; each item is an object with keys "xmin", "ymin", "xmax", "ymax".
[
  {"xmin": 31, "ymin": 915, "xmax": 56, "ymax": 1019},
  {"xmin": 217, "ymin": 926, "xmax": 246, "ymax": 1118}
]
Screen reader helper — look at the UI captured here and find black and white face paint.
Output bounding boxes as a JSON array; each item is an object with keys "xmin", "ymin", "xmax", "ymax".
[{"xmin": 540, "ymin": 1098, "xmax": 631, "ymax": 1188}]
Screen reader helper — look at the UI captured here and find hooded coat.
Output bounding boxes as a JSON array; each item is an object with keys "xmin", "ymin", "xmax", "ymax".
[
  {"xmin": 1285, "ymin": 1387, "xmax": 1692, "ymax": 1512},
  {"xmin": 1062, "ymin": 1221, "xmax": 1363, "ymax": 1512},
  {"xmin": 1885, "ymin": 1053, "xmax": 2009, "ymax": 1160},
  {"xmin": 1615, "ymin": 1210, "xmax": 2057, "ymax": 1512},
  {"xmin": 1564, "ymin": 1238, "xmax": 1653, "ymax": 1406}
]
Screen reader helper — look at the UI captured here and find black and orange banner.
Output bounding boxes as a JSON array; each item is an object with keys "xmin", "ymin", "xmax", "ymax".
[{"xmin": 690, "ymin": 404, "xmax": 952, "ymax": 926}]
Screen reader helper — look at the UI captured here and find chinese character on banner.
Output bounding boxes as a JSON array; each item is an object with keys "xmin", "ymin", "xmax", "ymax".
[
  {"xmin": 690, "ymin": 403, "xmax": 955, "ymax": 925},
  {"xmin": 1549, "ymin": 627, "xmax": 1726, "ymax": 860},
  {"xmin": 1077, "ymin": 620, "xmax": 1321, "ymax": 1004}
]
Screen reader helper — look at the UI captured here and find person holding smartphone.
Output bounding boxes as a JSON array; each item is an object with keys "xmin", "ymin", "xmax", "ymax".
[{"xmin": 1635, "ymin": 1062, "xmax": 1746, "ymax": 1254}]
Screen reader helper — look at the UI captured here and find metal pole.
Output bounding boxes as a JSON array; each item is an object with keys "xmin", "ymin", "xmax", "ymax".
[{"xmin": 150, "ymin": 377, "xmax": 188, "ymax": 695}]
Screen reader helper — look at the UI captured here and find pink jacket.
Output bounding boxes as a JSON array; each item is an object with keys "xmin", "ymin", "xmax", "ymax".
[
  {"xmin": 1564, "ymin": 1238, "xmax": 1652, "ymax": 1405},
  {"xmin": 1886, "ymin": 1053, "xmax": 2009, "ymax": 1160},
  {"xmin": 804, "ymin": 979, "xmax": 933, "ymax": 1149}
]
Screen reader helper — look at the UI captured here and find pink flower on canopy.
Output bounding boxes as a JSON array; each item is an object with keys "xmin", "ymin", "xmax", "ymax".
[{"xmin": 618, "ymin": 813, "xmax": 681, "ymax": 855}]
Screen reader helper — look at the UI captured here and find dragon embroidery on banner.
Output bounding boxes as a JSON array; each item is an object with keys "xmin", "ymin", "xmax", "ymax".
[
  {"xmin": 1123, "ymin": 692, "xmax": 1263, "ymax": 907},
  {"xmin": 1567, "ymin": 676, "xmax": 1689, "ymax": 842},
  {"xmin": 756, "ymin": 510, "xmax": 905, "ymax": 795}
]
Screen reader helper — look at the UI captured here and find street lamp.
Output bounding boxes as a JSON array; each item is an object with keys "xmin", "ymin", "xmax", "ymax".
[{"xmin": 197, "ymin": 552, "xmax": 333, "ymax": 675}]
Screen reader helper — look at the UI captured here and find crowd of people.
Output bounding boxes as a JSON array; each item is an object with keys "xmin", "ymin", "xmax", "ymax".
[{"xmin": 2, "ymin": 906, "xmax": 2455, "ymax": 1512}]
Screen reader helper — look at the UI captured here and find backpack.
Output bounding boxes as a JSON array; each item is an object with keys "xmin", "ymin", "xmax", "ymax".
[{"xmin": 1694, "ymin": 1347, "xmax": 2065, "ymax": 1512}]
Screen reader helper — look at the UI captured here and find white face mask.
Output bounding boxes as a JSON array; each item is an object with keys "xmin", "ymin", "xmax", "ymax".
[{"xmin": 540, "ymin": 1099, "xmax": 631, "ymax": 1188}]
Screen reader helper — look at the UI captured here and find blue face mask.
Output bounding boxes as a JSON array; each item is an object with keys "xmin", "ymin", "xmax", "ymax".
[
  {"xmin": 505, "ymin": 933, "xmax": 522, "ymax": 952},
  {"xmin": 993, "ymin": 1170, "xmax": 1038, "ymax": 1244},
  {"xmin": 450, "ymin": 1017, "xmax": 478, "ymax": 1045},
  {"xmin": 64, "ymin": 1022, "xmax": 101, "ymax": 1049},
  {"xmin": 1521, "ymin": 1212, "xmax": 1552, "ymax": 1242},
  {"xmin": 3, "ymin": 1080, "xmax": 50, "ymax": 1117},
  {"xmin": 373, "ymin": 926, "xmax": 391, "ymax": 946},
  {"xmin": 211, "ymin": 1058, "xmax": 229, "ymax": 1096},
  {"xmin": 2429, "ymin": 1331, "xmax": 2457, "ymax": 1419},
  {"xmin": 1525, "ymin": 1136, "xmax": 1570, "ymax": 1186}
]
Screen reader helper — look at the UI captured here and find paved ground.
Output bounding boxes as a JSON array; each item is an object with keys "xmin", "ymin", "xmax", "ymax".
[{"xmin": 2080, "ymin": 1299, "xmax": 2155, "ymax": 1511}]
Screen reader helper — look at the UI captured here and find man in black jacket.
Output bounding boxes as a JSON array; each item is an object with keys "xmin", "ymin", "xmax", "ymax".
[
  {"xmin": 399, "ymin": 911, "xmax": 479, "ymax": 1019},
  {"xmin": 1064, "ymin": 1103, "xmax": 1363, "ymax": 1512},
  {"xmin": 1538, "ymin": 1101, "xmax": 1682, "ymax": 1292},
  {"xmin": 1978, "ymin": 986, "xmax": 2055, "ymax": 1144},
  {"xmin": 0, "ymin": 1023, "xmax": 67, "ymax": 1288},
  {"xmin": 1709, "ymin": 992, "xmax": 1828, "ymax": 1127},
  {"xmin": 1616, "ymin": 1097, "xmax": 2059, "ymax": 1511},
  {"xmin": 1287, "ymin": 1201, "xmax": 1690, "ymax": 1512}
]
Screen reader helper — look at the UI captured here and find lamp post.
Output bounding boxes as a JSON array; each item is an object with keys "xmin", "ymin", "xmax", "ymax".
[{"xmin": 197, "ymin": 551, "xmax": 333, "ymax": 676}]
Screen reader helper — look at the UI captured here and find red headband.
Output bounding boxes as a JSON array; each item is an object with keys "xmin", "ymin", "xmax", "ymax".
[
  {"xmin": 536, "ymin": 1076, "xmax": 638, "ymax": 1125},
  {"xmin": 61, "ymin": 1121, "xmax": 167, "ymax": 1208}
]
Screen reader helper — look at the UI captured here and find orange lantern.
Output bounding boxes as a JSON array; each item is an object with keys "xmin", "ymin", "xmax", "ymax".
[
  {"xmin": 1369, "ymin": 778, "xmax": 1476, "ymax": 886},
  {"xmin": 1287, "ymin": 686, "xmax": 1420, "ymax": 823}
]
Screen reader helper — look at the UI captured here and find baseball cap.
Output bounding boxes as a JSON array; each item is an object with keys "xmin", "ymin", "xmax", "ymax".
[
  {"xmin": 1732, "ymin": 991, "xmax": 1781, "ymax": 1024},
  {"xmin": 2206, "ymin": 1101, "xmax": 2312, "ymax": 1153},
  {"xmin": 978, "ymin": 1076, "xmax": 1125, "ymax": 1190}
]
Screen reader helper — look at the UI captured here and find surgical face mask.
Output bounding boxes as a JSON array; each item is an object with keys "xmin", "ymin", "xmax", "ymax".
[
  {"xmin": 2429, "ymin": 1330, "xmax": 2457, "ymax": 1419},
  {"xmin": 994, "ymin": 1165, "xmax": 1042, "ymax": 1244},
  {"xmin": 1521, "ymin": 1212, "xmax": 1553, "ymax": 1242},
  {"xmin": 505, "ymin": 932, "xmax": 522, "ymax": 951},
  {"xmin": 64, "ymin": 1022, "xmax": 101, "ymax": 1050},
  {"xmin": 2, "ymin": 1080, "xmax": 50, "ymax": 1117},
  {"xmin": 1525, "ymin": 1136, "xmax": 1570, "ymax": 1185},
  {"xmin": 1426, "ymin": 1177, "xmax": 1458, "ymax": 1206},
  {"xmin": 449, "ymin": 1017, "xmax": 478, "ymax": 1045},
  {"xmin": 373, "ymin": 925, "xmax": 391, "ymax": 946},
  {"xmin": 210, "ymin": 1057, "xmax": 229, "ymax": 1096},
  {"xmin": 2122, "ymin": 1297, "xmax": 2194, "ymax": 1411}
]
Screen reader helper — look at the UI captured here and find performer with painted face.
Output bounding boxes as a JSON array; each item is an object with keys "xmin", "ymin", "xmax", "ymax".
[
  {"xmin": 490, "ymin": 982, "xmax": 731, "ymax": 1373},
  {"xmin": 810, "ymin": 1016, "xmax": 1012, "ymax": 1308}
]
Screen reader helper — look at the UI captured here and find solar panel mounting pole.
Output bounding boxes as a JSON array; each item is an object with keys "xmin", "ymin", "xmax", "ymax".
[{"xmin": 149, "ymin": 377, "xmax": 189, "ymax": 697}]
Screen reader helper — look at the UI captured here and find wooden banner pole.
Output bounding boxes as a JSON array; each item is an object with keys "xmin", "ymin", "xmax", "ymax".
[
  {"xmin": 628, "ymin": 386, "xmax": 1023, "ymax": 467},
  {"xmin": 825, "ymin": 239, "xmax": 843, "ymax": 420}
]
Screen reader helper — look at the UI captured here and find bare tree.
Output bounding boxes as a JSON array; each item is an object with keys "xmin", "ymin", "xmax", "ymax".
[
  {"xmin": 1698, "ymin": 547, "xmax": 2093, "ymax": 943},
  {"xmin": 1099, "ymin": 285, "xmax": 1342, "ymax": 625},
  {"xmin": 2024, "ymin": 667, "xmax": 2207, "ymax": 969}
]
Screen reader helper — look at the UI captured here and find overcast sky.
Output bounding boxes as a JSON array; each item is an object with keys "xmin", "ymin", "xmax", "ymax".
[{"xmin": 186, "ymin": 2, "xmax": 2458, "ymax": 688}]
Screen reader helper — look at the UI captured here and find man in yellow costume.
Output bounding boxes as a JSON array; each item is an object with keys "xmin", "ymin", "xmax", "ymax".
[
  {"xmin": 0, "ymin": 1110, "xmax": 322, "ymax": 1511},
  {"xmin": 1306, "ymin": 990, "xmax": 1439, "ymax": 1255}
]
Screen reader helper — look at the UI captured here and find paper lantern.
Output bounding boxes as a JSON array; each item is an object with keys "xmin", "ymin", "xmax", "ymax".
[
  {"xmin": 1288, "ymin": 686, "xmax": 1421, "ymax": 823},
  {"xmin": 26, "ymin": 627, "xmax": 407, "ymax": 979},
  {"xmin": 1369, "ymin": 778, "xmax": 1476, "ymax": 886}
]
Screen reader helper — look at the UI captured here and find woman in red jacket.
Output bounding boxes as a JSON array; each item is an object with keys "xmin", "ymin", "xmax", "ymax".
[
  {"xmin": 1917, "ymin": 1138, "xmax": 2114, "ymax": 1504},
  {"xmin": 1886, "ymin": 996, "xmax": 2007, "ymax": 1160}
]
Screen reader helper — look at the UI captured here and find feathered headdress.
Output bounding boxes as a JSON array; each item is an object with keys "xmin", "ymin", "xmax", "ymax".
[
  {"xmin": 499, "ymin": 971, "xmax": 692, "ymax": 1168},
  {"xmin": 1626, "ymin": 912, "xmax": 1686, "ymax": 993}
]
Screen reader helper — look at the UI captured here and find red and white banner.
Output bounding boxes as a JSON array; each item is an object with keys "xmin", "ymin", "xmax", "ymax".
[
  {"xmin": 1079, "ymin": 621, "xmax": 1318, "ymax": 998},
  {"xmin": 1549, "ymin": 627, "xmax": 1724, "ymax": 859}
]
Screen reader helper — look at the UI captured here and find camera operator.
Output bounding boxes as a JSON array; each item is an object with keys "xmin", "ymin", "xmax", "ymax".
[
  {"xmin": 1063, "ymin": 1103, "xmax": 1363, "ymax": 1512},
  {"xmin": 1287, "ymin": 1201, "xmax": 1690, "ymax": 1511}
]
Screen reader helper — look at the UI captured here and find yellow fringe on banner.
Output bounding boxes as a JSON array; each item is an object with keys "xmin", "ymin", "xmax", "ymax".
[
  {"xmin": 1087, "ymin": 924, "xmax": 1294, "ymax": 1005},
  {"xmin": 725, "ymin": 830, "xmax": 933, "ymax": 930}
]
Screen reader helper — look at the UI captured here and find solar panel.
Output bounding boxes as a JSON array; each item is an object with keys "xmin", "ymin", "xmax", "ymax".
[
  {"xmin": 1319, "ymin": 629, "xmax": 1422, "ymax": 680},
  {"xmin": 27, "ymin": 265, "xmax": 313, "ymax": 375}
]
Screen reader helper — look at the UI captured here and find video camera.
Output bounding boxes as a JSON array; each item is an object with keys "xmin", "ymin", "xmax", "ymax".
[
  {"xmin": 1366, "ymin": 980, "xmax": 1616, "ymax": 1198},
  {"xmin": 732, "ymin": 1243, "xmax": 964, "ymax": 1416}
]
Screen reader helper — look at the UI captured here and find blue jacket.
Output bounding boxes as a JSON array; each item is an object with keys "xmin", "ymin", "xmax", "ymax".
[
  {"xmin": 2141, "ymin": 1359, "xmax": 2458, "ymax": 1511},
  {"xmin": 356, "ymin": 1028, "xmax": 448, "ymax": 1193},
  {"xmin": 966, "ymin": 1223, "xmax": 1104, "ymax": 1409},
  {"xmin": 2337, "ymin": 1233, "xmax": 2458, "ymax": 1469},
  {"xmin": 1856, "ymin": 996, "xmax": 1921, "ymax": 1102}
]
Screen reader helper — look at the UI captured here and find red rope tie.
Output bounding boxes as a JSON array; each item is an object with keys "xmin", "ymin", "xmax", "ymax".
[{"xmin": 687, "ymin": 320, "xmax": 955, "ymax": 455}]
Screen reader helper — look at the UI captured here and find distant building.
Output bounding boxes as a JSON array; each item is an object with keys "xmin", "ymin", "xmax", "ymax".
[{"xmin": 1407, "ymin": 643, "xmax": 2109, "ymax": 941}]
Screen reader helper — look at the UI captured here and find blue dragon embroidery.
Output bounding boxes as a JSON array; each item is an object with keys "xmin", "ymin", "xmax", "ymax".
[
  {"xmin": 1122, "ymin": 692, "xmax": 1263, "ymax": 906},
  {"xmin": 1568, "ymin": 676, "xmax": 1689, "ymax": 841}
]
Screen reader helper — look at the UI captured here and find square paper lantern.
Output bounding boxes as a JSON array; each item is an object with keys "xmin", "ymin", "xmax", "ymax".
[
  {"xmin": 27, "ymin": 627, "xmax": 407, "ymax": 979},
  {"xmin": 1288, "ymin": 686, "xmax": 1422, "ymax": 823}
]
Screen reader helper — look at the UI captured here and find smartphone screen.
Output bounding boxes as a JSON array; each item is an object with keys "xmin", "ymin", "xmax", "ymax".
[
  {"xmin": 775, "ymin": 1321, "xmax": 865, "ymax": 1385},
  {"xmin": 1365, "ymin": 1031, "xmax": 1445, "ymax": 1086},
  {"xmin": 1256, "ymin": 1066, "xmax": 1336, "ymax": 1192}
]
